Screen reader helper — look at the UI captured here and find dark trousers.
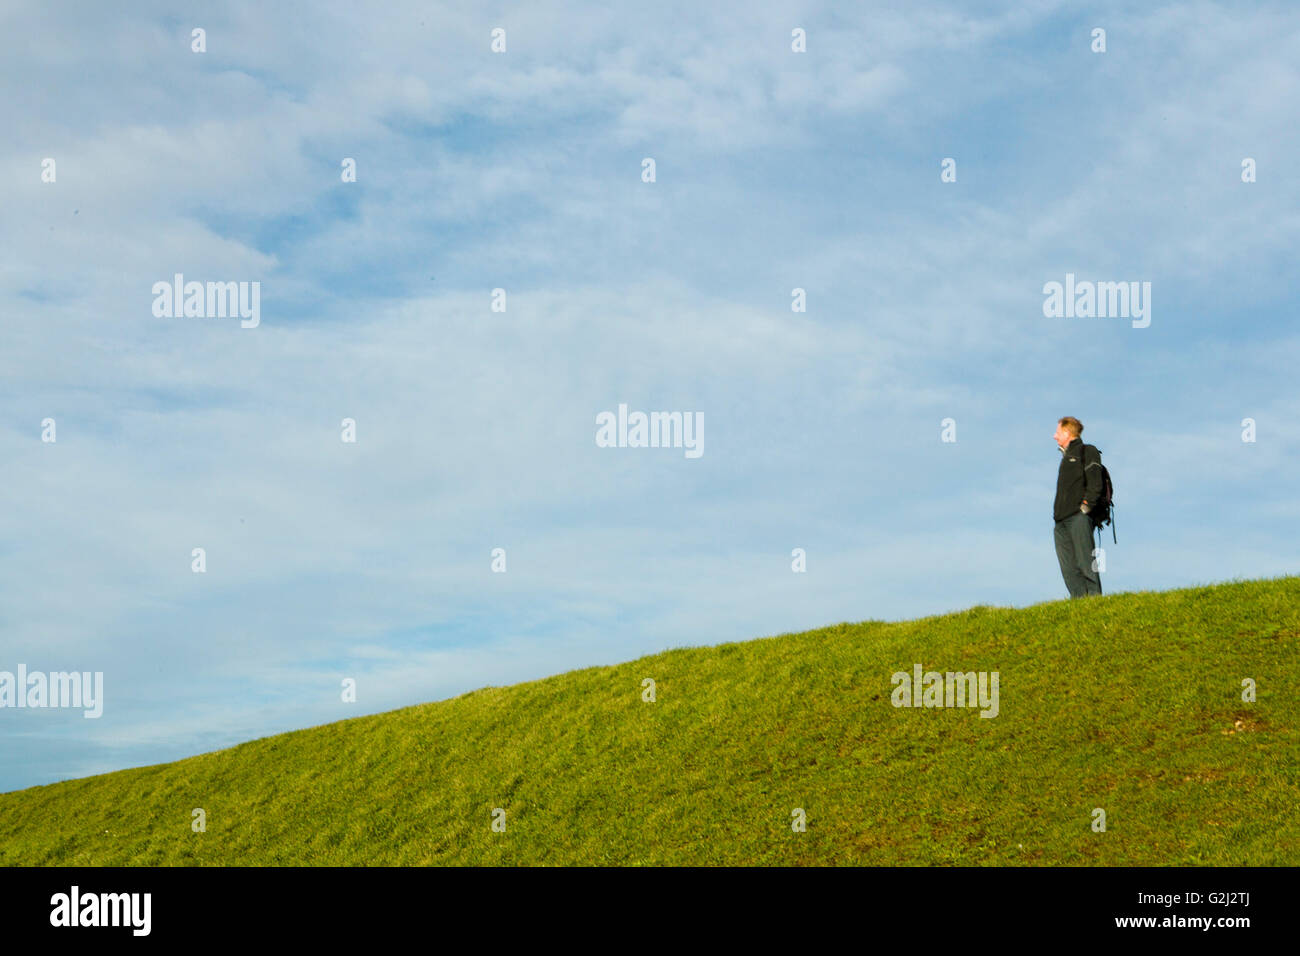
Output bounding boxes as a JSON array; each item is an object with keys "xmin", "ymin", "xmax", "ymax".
[{"xmin": 1054, "ymin": 511, "xmax": 1102, "ymax": 598}]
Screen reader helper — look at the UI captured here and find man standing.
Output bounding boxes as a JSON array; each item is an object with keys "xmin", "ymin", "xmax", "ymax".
[{"xmin": 1052, "ymin": 416, "xmax": 1103, "ymax": 598}]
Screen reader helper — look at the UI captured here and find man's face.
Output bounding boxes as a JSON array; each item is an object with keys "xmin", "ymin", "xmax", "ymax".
[{"xmin": 1053, "ymin": 423, "xmax": 1074, "ymax": 450}]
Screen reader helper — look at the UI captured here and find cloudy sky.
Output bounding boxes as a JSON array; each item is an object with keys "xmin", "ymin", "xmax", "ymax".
[{"xmin": 2, "ymin": 0, "xmax": 1296, "ymax": 793}]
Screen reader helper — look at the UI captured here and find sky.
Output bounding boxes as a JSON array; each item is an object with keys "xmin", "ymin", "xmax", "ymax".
[{"xmin": 1, "ymin": 0, "xmax": 1297, "ymax": 794}]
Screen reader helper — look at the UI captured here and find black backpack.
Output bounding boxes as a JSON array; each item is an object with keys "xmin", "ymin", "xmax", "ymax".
[{"xmin": 1082, "ymin": 444, "xmax": 1115, "ymax": 543}]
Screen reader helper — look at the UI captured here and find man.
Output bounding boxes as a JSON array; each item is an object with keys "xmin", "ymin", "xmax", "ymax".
[{"xmin": 1052, "ymin": 416, "xmax": 1103, "ymax": 598}]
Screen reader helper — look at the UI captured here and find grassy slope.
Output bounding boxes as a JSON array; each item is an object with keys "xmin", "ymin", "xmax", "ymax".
[{"xmin": 2, "ymin": 576, "xmax": 1298, "ymax": 866}]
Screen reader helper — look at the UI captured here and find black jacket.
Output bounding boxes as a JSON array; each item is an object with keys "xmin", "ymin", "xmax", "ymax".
[{"xmin": 1054, "ymin": 437, "xmax": 1103, "ymax": 522}]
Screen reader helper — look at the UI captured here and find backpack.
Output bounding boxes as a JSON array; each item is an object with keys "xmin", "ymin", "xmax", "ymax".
[{"xmin": 1082, "ymin": 444, "xmax": 1115, "ymax": 543}]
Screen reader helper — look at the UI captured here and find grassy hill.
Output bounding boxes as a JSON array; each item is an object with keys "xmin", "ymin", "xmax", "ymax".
[{"xmin": 2, "ymin": 576, "xmax": 1298, "ymax": 866}]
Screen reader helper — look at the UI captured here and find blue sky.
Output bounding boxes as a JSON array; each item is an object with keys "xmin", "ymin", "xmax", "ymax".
[{"xmin": 2, "ymin": 0, "xmax": 1297, "ymax": 793}]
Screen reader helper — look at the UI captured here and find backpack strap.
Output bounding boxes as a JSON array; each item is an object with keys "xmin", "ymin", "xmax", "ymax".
[
  {"xmin": 1082, "ymin": 444, "xmax": 1116, "ymax": 545},
  {"xmin": 1081, "ymin": 445, "xmax": 1093, "ymax": 518}
]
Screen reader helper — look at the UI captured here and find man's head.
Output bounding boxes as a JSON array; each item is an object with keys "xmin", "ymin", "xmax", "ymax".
[{"xmin": 1054, "ymin": 416, "xmax": 1083, "ymax": 450}]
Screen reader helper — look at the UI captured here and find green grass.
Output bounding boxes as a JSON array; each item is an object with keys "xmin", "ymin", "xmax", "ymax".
[{"xmin": 3, "ymin": 576, "xmax": 1298, "ymax": 865}]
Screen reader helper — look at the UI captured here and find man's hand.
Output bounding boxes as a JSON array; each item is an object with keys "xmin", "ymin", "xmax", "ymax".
[{"xmin": 1080, "ymin": 501, "xmax": 1091, "ymax": 515}]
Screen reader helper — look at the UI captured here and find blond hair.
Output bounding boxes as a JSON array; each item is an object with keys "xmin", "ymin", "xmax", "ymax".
[{"xmin": 1058, "ymin": 416, "xmax": 1083, "ymax": 438}]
